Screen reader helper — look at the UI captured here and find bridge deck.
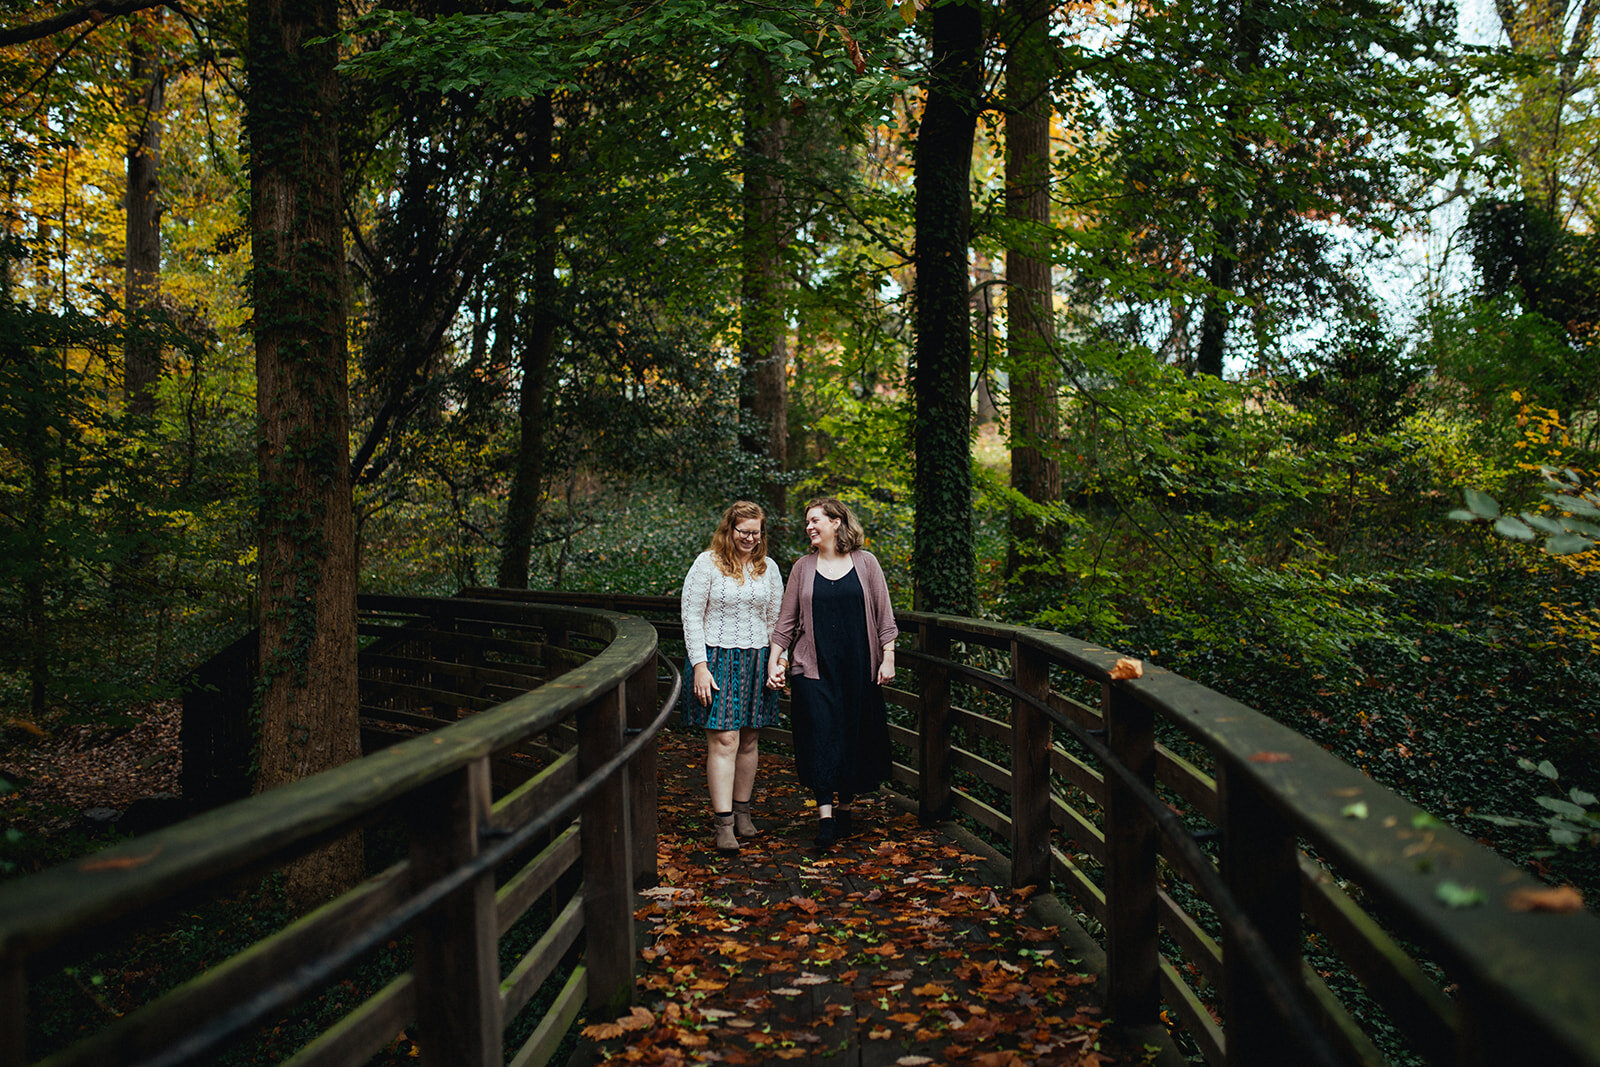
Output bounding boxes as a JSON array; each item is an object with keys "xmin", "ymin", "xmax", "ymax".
[{"xmin": 571, "ymin": 728, "xmax": 1173, "ymax": 1066}]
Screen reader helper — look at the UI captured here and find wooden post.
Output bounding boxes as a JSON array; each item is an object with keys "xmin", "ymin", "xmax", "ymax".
[
  {"xmin": 1010, "ymin": 639, "xmax": 1051, "ymax": 890},
  {"xmin": 1102, "ymin": 680, "xmax": 1160, "ymax": 1025},
  {"xmin": 578, "ymin": 682, "xmax": 635, "ymax": 1016},
  {"xmin": 917, "ymin": 622, "xmax": 953, "ymax": 825},
  {"xmin": 1219, "ymin": 762, "xmax": 1301, "ymax": 1067},
  {"xmin": 411, "ymin": 756, "xmax": 501, "ymax": 1067},
  {"xmin": 627, "ymin": 657, "xmax": 659, "ymax": 888}
]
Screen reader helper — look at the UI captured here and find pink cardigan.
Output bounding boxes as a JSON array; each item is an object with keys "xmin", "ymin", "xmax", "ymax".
[{"xmin": 770, "ymin": 550, "xmax": 898, "ymax": 681}]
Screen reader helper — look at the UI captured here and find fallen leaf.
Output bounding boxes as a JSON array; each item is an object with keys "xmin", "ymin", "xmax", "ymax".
[
  {"xmin": 1506, "ymin": 885, "xmax": 1584, "ymax": 912},
  {"xmin": 1248, "ymin": 751, "xmax": 1293, "ymax": 764},
  {"xmin": 1109, "ymin": 657, "xmax": 1143, "ymax": 680},
  {"xmin": 79, "ymin": 847, "xmax": 162, "ymax": 872},
  {"xmin": 1341, "ymin": 802, "xmax": 1369, "ymax": 819},
  {"xmin": 1436, "ymin": 881, "xmax": 1485, "ymax": 908},
  {"xmin": 618, "ymin": 1006, "xmax": 654, "ymax": 1032},
  {"xmin": 580, "ymin": 1021, "xmax": 624, "ymax": 1040}
]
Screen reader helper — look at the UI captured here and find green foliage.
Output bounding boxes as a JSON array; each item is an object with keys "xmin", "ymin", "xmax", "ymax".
[
  {"xmin": 1477, "ymin": 760, "xmax": 1600, "ymax": 850},
  {"xmin": 1450, "ymin": 468, "xmax": 1600, "ymax": 556}
]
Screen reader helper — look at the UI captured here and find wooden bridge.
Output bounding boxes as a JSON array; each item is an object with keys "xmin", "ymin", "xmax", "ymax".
[{"xmin": 2, "ymin": 589, "xmax": 1599, "ymax": 1066}]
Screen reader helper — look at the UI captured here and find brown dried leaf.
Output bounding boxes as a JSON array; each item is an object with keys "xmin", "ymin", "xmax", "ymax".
[
  {"xmin": 1506, "ymin": 885, "xmax": 1585, "ymax": 912},
  {"xmin": 1248, "ymin": 751, "xmax": 1293, "ymax": 764},
  {"xmin": 1109, "ymin": 657, "xmax": 1143, "ymax": 680},
  {"xmin": 79, "ymin": 847, "xmax": 162, "ymax": 872}
]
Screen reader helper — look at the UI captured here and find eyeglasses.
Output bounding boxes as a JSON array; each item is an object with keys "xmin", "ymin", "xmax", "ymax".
[{"xmin": 734, "ymin": 528, "xmax": 762, "ymax": 540}]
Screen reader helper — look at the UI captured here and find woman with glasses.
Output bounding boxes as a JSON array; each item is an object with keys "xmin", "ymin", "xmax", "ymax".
[
  {"xmin": 766, "ymin": 496, "xmax": 897, "ymax": 850},
  {"xmin": 680, "ymin": 500, "xmax": 785, "ymax": 853}
]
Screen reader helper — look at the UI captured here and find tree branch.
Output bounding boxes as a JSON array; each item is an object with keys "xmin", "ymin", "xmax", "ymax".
[{"xmin": 0, "ymin": 0, "xmax": 172, "ymax": 48}]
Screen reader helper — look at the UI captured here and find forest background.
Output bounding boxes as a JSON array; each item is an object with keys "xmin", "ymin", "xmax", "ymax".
[{"xmin": 1, "ymin": 0, "xmax": 1599, "ymax": 908}]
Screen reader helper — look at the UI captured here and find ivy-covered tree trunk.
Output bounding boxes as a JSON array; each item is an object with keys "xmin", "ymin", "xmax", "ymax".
[
  {"xmin": 124, "ymin": 9, "xmax": 163, "ymax": 418},
  {"xmin": 248, "ymin": 0, "xmax": 362, "ymax": 909},
  {"xmin": 1004, "ymin": 0, "xmax": 1059, "ymax": 575},
  {"xmin": 740, "ymin": 51, "xmax": 789, "ymax": 519},
  {"xmin": 912, "ymin": 0, "xmax": 982, "ymax": 615},
  {"xmin": 497, "ymin": 94, "xmax": 557, "ymax": 589}
]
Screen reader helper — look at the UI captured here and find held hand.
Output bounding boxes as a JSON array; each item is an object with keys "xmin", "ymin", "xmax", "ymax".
[
  {"xmin": 693, "ymin": 663, "xmax": 718, "ymax": 707},
  {"xmin": 766, "ymin": 659, "xmax": 787, "ymax": 690},
  {"xmin": 877, "ymin": 652, "xmax": 895, "ymax": 686}
]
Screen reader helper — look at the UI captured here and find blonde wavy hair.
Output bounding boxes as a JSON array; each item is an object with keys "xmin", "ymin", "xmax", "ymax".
[
  {"xmin": 709, "ymin": 500, "xmax": 769, "ymax": 580},
  {"xmin": 803, "ymin": 496, "xmax": 865, "ymax": 554}
]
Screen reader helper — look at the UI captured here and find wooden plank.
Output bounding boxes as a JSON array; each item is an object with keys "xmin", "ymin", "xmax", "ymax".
[
  {"xmin": 948, "ymin": 705, "xmax": 1010, "ymax": 744},
  {"xmin": 507, "ymin": 965, "xmax": 589, "ymax": 1067},
  {"xmin": 1049, "ymin": 793, "xmax": 1105, "ymax": 862},
  {"xmin": 1050, "ymin": 848, "xmax": 1107, "ymax": 924},
  {"xmin": 282, "ymin": 974, "xmax": 415, "ymax": 1067},
  {"xmin": 1157, "ymin": 744, "xmax": 1217, "ymax": 821},
  {"xmin": 411, "ymin": 758, "xmax": 501, "ymax": 1067},
  {"xmin": 1158, "ymin": 888, "xmax": 1222, "ymax": 989},
  {"xmin": 1159, "ymin": 956, "xmax": 1225, "ymax": 1067},
  {"xmin": 1299, "ymin": 964, "xmax": 1390, "ymax": 1067},
  {"xmin": 950, "ymin": 789, "xmax": 1010, "ymax": 837},
  {"xmin": 1048, "ymin": 689, "xmax": 1104, "ymax": 733},
  {"xmin": 1298, "ymin": 857, "xmax": 1455, "ymax": 1063},
  {"xmin": 358, "ymin": 676, "xmax": 499, "ymax": 712},
  {"xmin": 496, "ymin": 827, "xmax": 581, "ymax": 938},
  {"xmin": 947, "ymin": 744, "xmax": 1012, "ymax": 792},
  {"xmin": 23, "ymin": 862, "xmax": 410, "ymax": 1067},
  {"xmin": 500, "ymin": 894, "xmax": 585, "ymax": 1019},
  {"xmin": 491, "ymin": 751, "xmax": 579, "ymax": 832},
  {"xmin": 1102, "ymin": 680, "xmax": 1160, "ymax": 1027},
  {"xmin": 360, "ymin": 651, "xmax": 543, "ymax": 691},
  {"xmin": 627, "ymin": 660, "xmax": 661, "ymax": 888},
  {"xmin": 1050, "ymin": 745, "xmax": 1104, "ymax": 806}
]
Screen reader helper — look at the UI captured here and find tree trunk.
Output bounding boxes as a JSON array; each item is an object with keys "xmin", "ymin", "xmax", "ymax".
[
  {"xmin": 740, "ymin": 51, "xmax": 789, "ymax": 519},
  {"xmin": 912, "ymin": 0, "xmax": 983, "ymax": 615},
  {"xmin": 248, "ymin": 0, "xmax": 361, "ymax": 910},
  {"xmin": 1004, "ymin": 0, "xmax": 1060, "ymax": 575},
  {"xmin": 124, "ymin": 10, "xmax": 163, "ymax": 417},
  {"xmin": 496, "ymin": 95, "xmax": 557, "ymax": 589}
]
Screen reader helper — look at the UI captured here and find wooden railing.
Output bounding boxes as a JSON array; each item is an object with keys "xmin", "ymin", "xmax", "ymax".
[
  {"xmin": 504, "ymin": 590, "xmax": 1600, "ymax": 1067},
  {"xmin": 0, "ymin": 595, "xmax": 674, "ymax": 1067}
]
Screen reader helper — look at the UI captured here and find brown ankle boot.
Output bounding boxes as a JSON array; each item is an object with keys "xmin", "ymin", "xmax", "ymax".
[
  {"xmin": 732, "ymin": 799, "xmax": 759, "ymax": 839},
  {"xmin": 713, "ymin": 812, "xmax": 739, "ymax": 853}
]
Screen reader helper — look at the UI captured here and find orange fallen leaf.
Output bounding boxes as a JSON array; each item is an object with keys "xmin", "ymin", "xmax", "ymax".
[
  {"xmin": 1248, "ymin": 751, "xmax": 1293, "ymax": 764},
  {"xmin": 79, "ymin": 847, "xmax": 162, "ymax": 872},
  {"xmin": 912, "ymin": 982, "xmax": 947, "ymax": 997},
  {"xmin": 1506, "ymin": 885, "xmax": 1584, "ymax": 913},
  {"xmin": 580, "ymin": 1020, "xmax": 624, "ymax": 1040},
  {"xmin": 1109, "ymin": 657, "xmax": 1143, "ymax": 680}
]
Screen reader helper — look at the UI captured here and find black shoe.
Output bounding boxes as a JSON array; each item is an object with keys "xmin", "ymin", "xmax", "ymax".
[
  {"xmin": 813, "ymin": 817, "xmax": 837, "ymax": 849},
  {"xmin": 836, "ymin": 810, "xmax": 854, "ymax": 839}
]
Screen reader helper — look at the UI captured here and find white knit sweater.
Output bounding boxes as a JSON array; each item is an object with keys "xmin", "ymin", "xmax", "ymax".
[{"xmin": 680, "ymin": 551, "xmax": 784, "ymax": 667}]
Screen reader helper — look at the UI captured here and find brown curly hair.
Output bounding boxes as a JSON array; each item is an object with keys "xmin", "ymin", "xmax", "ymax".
[
  {"xmin": 803, "ymin": 496, "xmax": 866, "ymax": 554},
  {"xmin": 708, "ymin": 500, "xmax": 769, "ymax": 580}
]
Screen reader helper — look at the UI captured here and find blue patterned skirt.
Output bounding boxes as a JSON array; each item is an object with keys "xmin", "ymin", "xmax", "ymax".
[{"xmin": 680, "ymin": 646, "xmax": 781, "ymax": 730}]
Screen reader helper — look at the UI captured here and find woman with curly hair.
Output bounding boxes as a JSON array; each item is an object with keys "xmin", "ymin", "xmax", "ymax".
[
  {"xmin": 766, "ymin": 496, "xmax": 897, "ymax": 849},
  {"xmin": 680, "ymin": 501, "xmax": 785, "ymax": 853}
]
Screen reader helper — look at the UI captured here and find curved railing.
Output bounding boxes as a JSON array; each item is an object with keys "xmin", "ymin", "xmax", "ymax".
[
  {"xmin": 502, "ymin": 590, "xmax": 1600, "ymax": 1067},
  {"xmin": 0, "ymin": 595, "xmax": 675, "ymax": 1067}
]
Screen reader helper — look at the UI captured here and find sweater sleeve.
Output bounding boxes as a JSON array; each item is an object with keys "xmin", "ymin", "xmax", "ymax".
[
  {"xmin": 764, "ymin": 558, "xmax": 784, "ymax": 639},
  {"xmin": 863, "ymin": 552, "xmax": 899, "ymax": 648},
  {"xmin": 680, "ymin": 552, "xmax": 714, "ymax": 666},
  {"xmin": 769, "ymin": 558, "xmax": 803, "ymax": 652}
]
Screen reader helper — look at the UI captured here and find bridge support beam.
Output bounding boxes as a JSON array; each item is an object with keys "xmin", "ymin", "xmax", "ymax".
[
  {"xmin": 1219, "ymin": 763, "xmax": 1301, "ymax": 1067},
  {"xmin": 627, "ymin": 658, "xmax": 660, "ymax": 888},
  {"xmin": 917, "ymin": 622, "xmax": 953, "ymax": 825},
  {"xmin": 1103, "ymin": 681, "xmax": 1160, "ymax": 1026},
  {"xmin": 578, "ymin": 683, "xmax": 636, "ymax": 1016},
  {"xmin": 411, "ymin": 756, "xmax": 502, "ymax": 1067},
  {"xmin": 1010, "ymin": 639, "xmax": 1051, "ymax": 891}
]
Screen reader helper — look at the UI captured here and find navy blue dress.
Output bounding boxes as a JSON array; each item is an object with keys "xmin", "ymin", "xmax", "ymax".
[{"xmin": 790, "ymin": 567, "xmax": 891, "ymax": 795}]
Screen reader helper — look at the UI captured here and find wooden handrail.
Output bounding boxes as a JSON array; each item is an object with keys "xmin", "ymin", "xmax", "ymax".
[
  {"xmin": 493, "ymin": 592, "xmax": 1600, "ymax": 1067},
  {"xmin": 0, "ymin": 595, "xmax": 671, "ymax": 1067}
]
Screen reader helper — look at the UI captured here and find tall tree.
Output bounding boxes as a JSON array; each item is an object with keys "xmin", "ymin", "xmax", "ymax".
[
  {"xmin": 912, "ymin": 0, "xmax": 983, "ymax": 614},
  {"xmin": 739, "ymin": 50, "xmax": 791, "ymax": 519},
  {"xmin": 1003, "ymin": 0, "xmax": 1059, "ymax": 573},
  {"xmin": 124, "ymin": 9, "xmax": 164, "ymax": 417},
  {"xmin": 248, "ymin": 0, "xmax": 361, "ymax": 906},
  {"xmin": 497, "ymin": 95, "xmax": 559, "ymax": 589}
]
